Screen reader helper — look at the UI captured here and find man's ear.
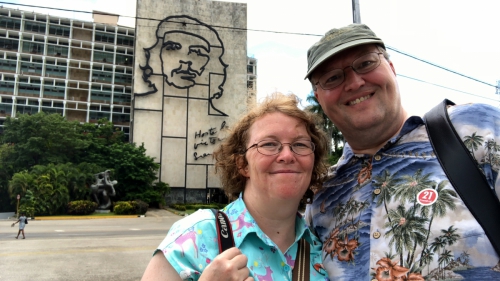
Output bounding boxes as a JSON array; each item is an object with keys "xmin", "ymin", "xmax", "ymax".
[{"xmin": 236, "ymin": 155, "xmax": 249, "ymax": 177}]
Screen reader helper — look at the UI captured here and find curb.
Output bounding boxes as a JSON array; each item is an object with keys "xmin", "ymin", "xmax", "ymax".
[{"xmin": 34, "ymin": 215, "xmax": 139, "ymax": 220}]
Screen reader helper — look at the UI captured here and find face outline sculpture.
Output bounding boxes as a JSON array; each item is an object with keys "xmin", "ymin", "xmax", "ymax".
[
  {"xmin": 137, "ymin": 15, "xmax": 228, "ymax": 116},
  {"xmin": 160, "ymin": 31, "xmax": 210, "ymax": 88}
]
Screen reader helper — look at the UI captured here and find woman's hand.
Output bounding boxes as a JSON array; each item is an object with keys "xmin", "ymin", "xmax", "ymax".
[{"xmin": 199, "ymin": 247, "xmax": 252, "ymax": 281}]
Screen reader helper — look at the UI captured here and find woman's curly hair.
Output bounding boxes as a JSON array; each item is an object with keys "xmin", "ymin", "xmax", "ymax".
[{"xmin": 213, "ymin": 93, "xmax": 328, "ymax": 200}]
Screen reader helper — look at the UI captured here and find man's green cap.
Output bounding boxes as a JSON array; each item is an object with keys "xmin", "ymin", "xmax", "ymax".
[{"xmin": 305, "ymin": 24, "xmax": 385, "ymax": 79}]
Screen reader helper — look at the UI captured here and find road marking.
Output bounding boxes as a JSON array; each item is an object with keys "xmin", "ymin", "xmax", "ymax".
[
  {"xmin": 54, "ymin": 230, "xmax": 65, "ymax": 232},
  {"xmin": 129, "ymin": 228, "xmax": 141, "ymax": 231}
]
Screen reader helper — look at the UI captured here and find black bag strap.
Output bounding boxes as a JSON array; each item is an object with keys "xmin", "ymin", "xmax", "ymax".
[
  {"xmin": 211, "ymin": 209, "xmax": 235, "ymax": 253},
  {"xmin": 424, "ymin": 99, "xmax": 500, "ymax": 255}
]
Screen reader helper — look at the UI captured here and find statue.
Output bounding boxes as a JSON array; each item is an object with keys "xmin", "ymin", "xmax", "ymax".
[{"xmin": 90, "ymin": 170, "xmax": 117, "ymax": 210}]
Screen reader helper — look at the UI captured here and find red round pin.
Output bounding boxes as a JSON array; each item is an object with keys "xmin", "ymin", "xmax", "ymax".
[{"xmin": 417, "ymin": 188, "xmax": 438, "ymax": 206}]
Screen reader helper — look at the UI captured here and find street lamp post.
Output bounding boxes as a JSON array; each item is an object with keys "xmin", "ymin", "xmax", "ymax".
[{"xmin": 16, "ymin": 194, "xmax": 20, "ymax": 218}]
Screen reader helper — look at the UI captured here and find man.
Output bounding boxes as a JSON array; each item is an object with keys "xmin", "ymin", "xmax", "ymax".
[{"xmin": 305, "ymin": 23, "xmax": 500, "ymax": 280}]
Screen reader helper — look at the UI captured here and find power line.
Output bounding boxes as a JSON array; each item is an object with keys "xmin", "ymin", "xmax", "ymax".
[
  {"xmin": 1, "ymin": 1, "xmax": 498, "ymax": 93},
  {"xmin": 397, "ymin": 74, "xmax": 498, "ymax": 102}
]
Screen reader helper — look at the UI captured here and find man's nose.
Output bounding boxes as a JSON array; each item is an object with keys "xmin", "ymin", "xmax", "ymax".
[{"xmin": 343, "ymin": 67, "xmax": 365, "ymax": 91}]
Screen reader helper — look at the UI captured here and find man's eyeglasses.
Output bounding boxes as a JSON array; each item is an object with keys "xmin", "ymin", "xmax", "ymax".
[
  {"xmin": 244, "ymin": 140, "xmax": 315, "ymax": 156},
  {"xmin": 315, "ymin": 52, "xmax": 383, "ymax": 90}
]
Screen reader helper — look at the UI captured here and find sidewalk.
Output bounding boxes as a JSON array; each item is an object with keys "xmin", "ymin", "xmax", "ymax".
[{"xmin": 2, "ymin": 208, "xmax": 181, "ymax": 221}]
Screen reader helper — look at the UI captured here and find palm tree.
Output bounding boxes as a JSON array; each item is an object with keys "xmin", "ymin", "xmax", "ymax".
[
  {"xmin": 441, "ymin": 225, "xmax": 460, "ymax": 248},
  {"xmin": 419, "ymin": 247, "xmax": 434, "ymax": 275},
  {"xmin": 8, "ymin": 170, "xmax": 34, "ymax": 204},
  {"xmin": 373, "ymin": 169, "xmax": 402, "ymax": 223},
  {"xmin": 484, "ymin": 139, "xmax": 500, "ymax": 164},
  {"xmin": 463, "ymin": 132, "xmax": 483, "ymax": 161},
  {"xmin": 458, "ymin": 251, "xmax": 470, "ymax": 266},
  {"xmin": 438, "ymin": 249, "xmax": 454, "ymax": 279},
  {"xmin": 384, "ymin": 204, "xmax": 428, "ymax": 267},
  {"xmin": 305, "ymin": 92, "xmax": 344, "ymax": 154},
  {"xmin": 430, "ymin": 236, "xmax": 447, "ymax": 278},
  {"xmin": 394, "ymin": 169, "xmax": 435, "ymax": 212},
  {"xmin": 419, "ymin": 180, "xmax": 457, "ymax": 266}
]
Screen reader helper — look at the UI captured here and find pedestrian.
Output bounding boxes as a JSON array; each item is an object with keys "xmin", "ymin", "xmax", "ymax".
[
  {"xmin": 141, "ymin": 93, "xmax": 329, "ymax": 281},
  {"xmin": 304, "ymin": 23, "xmax": 500, "ymax": 280},
  {"xmin": 12, "ymin": 212, "xmax": 27, "ymax": 239}
]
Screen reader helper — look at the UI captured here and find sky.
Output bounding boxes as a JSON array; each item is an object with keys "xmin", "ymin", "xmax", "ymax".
[{"xmin": 4, "ymin": 0, "xmax": 500, "ymax": 116}]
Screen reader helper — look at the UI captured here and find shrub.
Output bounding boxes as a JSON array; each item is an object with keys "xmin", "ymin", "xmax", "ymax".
[
  {"xmin": 113, "ymin": 201, "xmax": 134, "ymax": 215},
  {"xmin": 132, "ymin": 199, "xmax": 149, "ymax": 215},
  {"xmin": 114, "ymin": 200, "xmax": 148, "ymax": 215},
  {"xmin": 67, "ymin": 200, "xmax": 98, "ymax": 215},
  {"xmin": 171, "ymin": 204, "xmax": 186, "ymax": 211}
]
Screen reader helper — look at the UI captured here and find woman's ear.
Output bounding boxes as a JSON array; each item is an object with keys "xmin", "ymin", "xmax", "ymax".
[{"xmin": 236, "ymin": 155, "xmax": 249, "ymax": 177}]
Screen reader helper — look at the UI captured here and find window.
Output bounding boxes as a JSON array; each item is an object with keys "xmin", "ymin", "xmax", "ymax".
[
  {"xmin": 92, "ymin": 70, "xmax": 113, "ymax": 83},
  {"xmin": 116, "ymin": 35, "xmax": 133, "ymax": 46},
  {"xmin": 113, "ymin": 93, "xmax": 131, "ymax": 104},
  {"xmin": 115, "ymin": 54, "xmax": 132, "ymax": 66},
  {"xmin": 114, "ymin": 73, "xmax": 132, "ymax": 84},
  {"xmin": 20, "ymin": 62, "xmax": 43, "ymax": 75},
  {"xmin": 95, "ymin": 32, "xmax": 114, "ymax": 44},
  {"xmin": 49, "ymin": 25, "xmax": 70, "ymax": 37},
  {"xmin": 22, "ymin": 41, "xmax": 44, "ymax": 54},
  {"xmin": 18, "ymin": 83, "xmax": 41, "ymax": 96},
  {"xmin": 0, "ymin": 17, "xmax": 21, "ymax": 30},
  {"xmin": 0, "ymin": 81, "xmax": 15, "ymax": 93},
  {"xmin": 93, "ymin": 51, "xmax": 113, "ymax": 63},
  {"xmin": 24, "ymin": 21, "xmax": 46, "ymax": 33},
  {"xmin": 44, "ymin": 85, "xmax": 65, "ymax": 98},
  {"xmin": 45, "ymin": 64, "xmax": 67, "ymax": 77},
  {"xmin": 46, "ymin": 45, "xmax": 68, "ymax": 57},
  {"xmin": 0, "ymin": 59, "xmax": 17, "ymax": 72},
  {"xmin": 0, "ymin": 38, "xmax": 19, "ymax": 50}
]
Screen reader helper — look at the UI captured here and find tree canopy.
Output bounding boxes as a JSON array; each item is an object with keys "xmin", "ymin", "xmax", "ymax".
[
  {"xmin": 0, "ymin": 112, "xmax": 168, "ymax": 213},
  {"xmin": 305, "ymin": 91, "xmax": 345, "ymax": 165}
]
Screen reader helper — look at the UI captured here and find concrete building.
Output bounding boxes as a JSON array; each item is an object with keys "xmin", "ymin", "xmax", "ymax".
[
  {"xmin": 0, "ymin": 7, "xmax": 134, "ymax": 139},
  {"xmin": 0, "ymin": 1, "xmax": 256, "ymax": 204},
  {"xmin": 133, "ymin": 0, "xmax": 251, "ymax": 204}
]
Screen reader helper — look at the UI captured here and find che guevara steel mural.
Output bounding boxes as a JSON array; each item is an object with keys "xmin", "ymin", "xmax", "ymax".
[{"xmin": 136, "ymin": 15, "xmax": 228, "ymax": 116}]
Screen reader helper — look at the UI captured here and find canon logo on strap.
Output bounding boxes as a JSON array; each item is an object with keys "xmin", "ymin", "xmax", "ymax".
[{"xmin": 217, "ymin": 212, "xmax": 229, "ymax": 238}]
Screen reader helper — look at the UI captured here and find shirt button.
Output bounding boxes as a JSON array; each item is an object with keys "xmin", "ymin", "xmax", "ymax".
[
  {"xmin": 373, "ymin": 231, "xmax": 381, "ymax": 239},
  {"xmin": 374, "ymin": 155, "xmax": 381, "ymax": 161},
  {"xmin": 373, "ymin": 188, "xmax": 381, "ymax": 195},
  {"xmin": 284, "ymin": 265, "xmax": 291, "ymax": 272}
]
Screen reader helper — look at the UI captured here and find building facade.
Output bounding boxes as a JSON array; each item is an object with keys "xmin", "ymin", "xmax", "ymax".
[
  {"xmin": 133, "ymin": 0, "xmax": 251, "ymax": 204},
  {"xmin": 0, "ymin": 2, "xmax": 256, "ymax": 204},
  {"xmin": 0, "ymin": 7, "xmax": 134, "ymax": 139}
]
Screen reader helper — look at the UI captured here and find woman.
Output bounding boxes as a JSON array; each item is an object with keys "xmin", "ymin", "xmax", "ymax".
[
  {"xmin": 142, "ymin": 93, "xmax": 329, "ymax": 281},
  {"xmin": 12, "ymin": 212, "xmax": 27, "ymax": 239}
]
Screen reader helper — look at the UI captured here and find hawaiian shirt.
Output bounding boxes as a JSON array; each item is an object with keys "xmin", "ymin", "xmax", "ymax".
[
  {"xmin": 158, "ymin": 194, "xmax": 329, "ymax": 281},
  {"xmin": 305, "ymin": 103, "xmax": 500, "ymax": 281}
]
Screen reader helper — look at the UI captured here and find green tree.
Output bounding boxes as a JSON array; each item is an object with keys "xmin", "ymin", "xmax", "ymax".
[
  {"xmin": 305, "ymin": 92, "xmax": 344, "ymax": 164},
  {"xmin": 1, "ymin": 112, "xmax": 89, "ymax": 170},
  {"xmin": 8, "ymin": 170, "xmax": 35, "ymax": 205}
]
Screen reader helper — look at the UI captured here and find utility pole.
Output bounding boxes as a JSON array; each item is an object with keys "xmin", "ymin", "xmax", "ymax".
[{"xmin": 352, "ymin": 0, "xmax": 361, "ymax": 23}]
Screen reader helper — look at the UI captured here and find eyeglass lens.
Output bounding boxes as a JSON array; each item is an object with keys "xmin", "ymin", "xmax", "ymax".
[
  {"xmin": 317, "ymin": 52, "xmax": 382, "ymax": 90},
  {"xmin": 256, "ymin": 140, "xmax": 314, "ymax": 156}
]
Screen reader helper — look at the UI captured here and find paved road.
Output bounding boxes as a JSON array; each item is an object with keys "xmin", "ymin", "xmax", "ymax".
[{"xmin": 0, "ymin": 209, "xmax": 182, "ymax": 281}]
